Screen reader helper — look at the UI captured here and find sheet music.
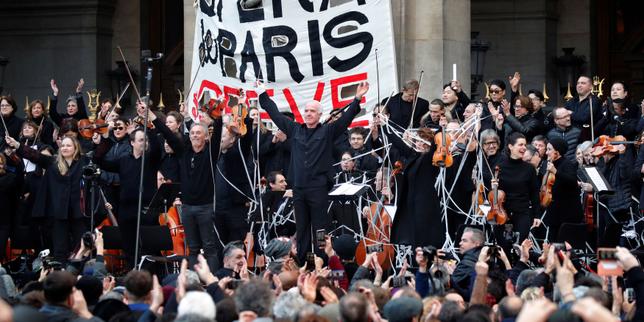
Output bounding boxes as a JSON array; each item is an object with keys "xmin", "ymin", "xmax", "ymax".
[
  {"xmin": 585, "ymin": 167, "xmax": 608, "ymax": 191},
  {"xmin": 329, "ymin": 183, "xmax": 367, "ymax": 196},
  {"xmin": 384, "ymin": 205, "xmax": 397, "ymax": 221}
]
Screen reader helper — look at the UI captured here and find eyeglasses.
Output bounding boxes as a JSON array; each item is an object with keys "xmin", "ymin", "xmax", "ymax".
[
  {"xmin": 483, "ymin": 141, "xmax": 498, "ymax": 146},
  {"xmin": 114, "ymin": 126, "xmax": 124, "ymax": 131},
  {"xmin": 0, "ymin": 104, "xmax": 11, "ymax": 108},
  {"xmin": 490, "ymin": 89, "xmax": 502, "ymax": 94}
]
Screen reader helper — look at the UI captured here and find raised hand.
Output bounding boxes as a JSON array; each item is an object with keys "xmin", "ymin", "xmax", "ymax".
[
  {"xmin": 76, "ymin": 78, "xmax": 85, "ymax": 93},
  {"xmin": 51, "ymin": 79, "xmax": 59, "ymax": 96},
  {"xmin": 355, "ymin": 82, "xmax": 370, "ymax": 100},
  {"xmin": 509, "ymin": 72, "xmax": 521, "ymax": 92}
]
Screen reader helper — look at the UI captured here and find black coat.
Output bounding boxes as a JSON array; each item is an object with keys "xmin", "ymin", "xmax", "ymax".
[
  {"xmin": 503, "ymin": 113, "xmax": 540, "ymax": 142},
  {"xmin": 0, "ymin": 114, "xmax": 24, "ymax": 150},
  {"xmin": 381, "ymin": 93, "xmax": 429, "ymax": 129},
  {"xmin": 49, "ymin": 93, "xmax": 88, "ymax": 127},
  {"xmin": 386, "ymin": 129, "xmax": 444, "ymax": 247},
  {"xmin": 597, "ymin": 149, "xmax": 635, "ymax": 213},
  {"xmin": 17, "ymin": 145, "xmax": 88, "ymax": 220},
  {"xmin": 547, "ymin": 126, "xmax": 582, "ymax": 163},
  {"xmin": 30, "ymin": 115, "xmax": 56, "ymax": 148},
  {"xmin": 546, "ymin": 157, "xmax": 583, "ymax": 224}
]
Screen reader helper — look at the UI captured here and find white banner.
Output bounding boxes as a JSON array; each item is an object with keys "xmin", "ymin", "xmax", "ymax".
[{"xmin": 188, "ymin": 0, "xmax": 397, "ymax": 127}]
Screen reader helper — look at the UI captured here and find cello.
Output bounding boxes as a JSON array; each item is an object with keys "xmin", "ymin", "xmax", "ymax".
[
  {"xmin": 158, "ymin": 201, "xmax": 187, "ymax": 257},
  {"xmin": 487, "ymin": 166, "xmax": 508, "ymax": 224},
  {"xmin": 355, "ymin": 161, "xmax": 402, "ymax": 270}
]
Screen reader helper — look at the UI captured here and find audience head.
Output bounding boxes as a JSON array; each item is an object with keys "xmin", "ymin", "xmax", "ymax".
[
  {"xmin": 267, "ymin": 171, "xmax": 288, "ymax": 191},
  {"xmin": 123, "ymin": 270, "xmax": 153, "ymax": 304},
  {"xmin": 234, "ymin": 280, "xmax": 274, "ymax": 318},
  {"xmin": 223, "ymin": 241, "xmax": 246, "ymax": 271},
  {"xmin": 459, "ymin": 228, "xmax": 484, "ymax": 254},
  {"xmin": 42, "ymin": 271, "xmax": 76, "ymax": 306},
  {"xmin": 178, "ymin": 291, "xmax": 216, "ymax": 322}
]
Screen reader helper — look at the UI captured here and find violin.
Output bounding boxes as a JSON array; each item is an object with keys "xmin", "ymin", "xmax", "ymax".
[
  {"xmin": 132, "ymin": 115, "xmax": 155, "ymax": 129},
  {"xmin": 228, "ymin": 89, "xmax": 248, "ymax": 136},
  {"xmin": 539, "ymin": 170, "xmax": 555, "ymax": 208},
  {"xmin": 432, "ymin": 127, "xmax": 453, "ymax": 167},
  {"xmin": 487, "ymin": 166, "xmax": 507, "ymax": 224},
  {"xmin": 158, "ymin": 205, "xmax": 186, "ymax": 257},
  {"xmin": 355, "ymin": 161, "xmax": 402, "ymax": 270},
  {"xmin": 78, "ymin": 119, "xmax": 109, "ymax": 139},
  {"xmin": 591, "ymin": 135, "xmax": 637, "ymax": 156},
  {"xmin": 474, "ymin": 182, "xmax": 486, "ymax": 216}
]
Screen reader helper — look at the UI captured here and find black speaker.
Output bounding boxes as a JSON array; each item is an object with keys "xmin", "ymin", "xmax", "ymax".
[
  {"xmin": 101, "ymin": 226, "xmax": 123, "ymax": 250},
  {"xmin": 139, "ymin": 225, "xmax": 173, "ymax": 254},
  {"xmin": 557, "ymin": 223, "xmax": 588, "ymax": 249}
]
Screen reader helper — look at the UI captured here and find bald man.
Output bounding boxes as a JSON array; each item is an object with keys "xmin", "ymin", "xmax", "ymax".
[{"xmin": 258, "ymin": 82, "xmax": 369, "ymax": 263}]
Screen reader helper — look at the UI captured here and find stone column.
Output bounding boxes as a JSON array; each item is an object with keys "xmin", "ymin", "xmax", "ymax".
[
  {"xmin": 392, "ymin": 0, "xmax": 471, "ymax": 101},
  {"xmin": 0, "ymin": 1, "xmax": 115, "ymax": 110}
]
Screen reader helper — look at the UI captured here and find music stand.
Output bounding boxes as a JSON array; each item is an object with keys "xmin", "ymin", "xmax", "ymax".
[{"xmin": 146, "ymin": 183, "xmax": 180, "ymax": 214}]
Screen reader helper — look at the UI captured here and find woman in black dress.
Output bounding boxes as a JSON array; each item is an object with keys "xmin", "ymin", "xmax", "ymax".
[
  {"xmin": 385, "ymin": 126, "xmax": 444, "ymax": 248},
  {"xmin": 493, "ymin": 132, "xmax": 540, "ymax": 244}
]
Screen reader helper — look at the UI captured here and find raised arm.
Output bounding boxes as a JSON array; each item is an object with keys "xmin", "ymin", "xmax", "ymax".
[
  {"xmin": 258, "ymin": 91, "xmax": 295, "ymax": 137},
  {"xmin": 75, "ymin": 78, "xmax": 89, "ymax": 119},
  {"xmin": 7, "ymin": 136, "xmax": 54, "ymax": 168},
  {"xmin": 48, "ymin": 79, "xmax": 63, "ymax": 126},
  {"xmin": 330, "ymin": 82, "xmax": 369, "ymax": 137}
]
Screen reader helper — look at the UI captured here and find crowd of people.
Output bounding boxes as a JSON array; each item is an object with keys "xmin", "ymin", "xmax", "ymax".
[{"xmin": 0, "ymin": 72, "xmax": 643, "ymax": 322}]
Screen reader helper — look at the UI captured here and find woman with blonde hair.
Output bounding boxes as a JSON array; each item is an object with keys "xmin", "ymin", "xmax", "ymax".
[{"xmin": 5, "ymin": 134, "xmax": 89, "ymax": 263}]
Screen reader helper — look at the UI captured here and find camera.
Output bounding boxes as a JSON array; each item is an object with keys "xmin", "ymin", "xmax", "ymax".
[
  {"xmin": 43, "ymin": 257, "xmax": 63, "ymax": 271},
  {"xmin": 485, "ymin": 243, "xmax": 502, "ymax": 258},
  {"xmin": 82, "ymin": 162, "xmax": 100, "ymax": 179},
  {"xmin": 82, "ymin": 231, "xmax": 95, "ymax": 250},
  {"xmin": 422, "ymin": 245, "xmax": 437, "ymax": 261}
]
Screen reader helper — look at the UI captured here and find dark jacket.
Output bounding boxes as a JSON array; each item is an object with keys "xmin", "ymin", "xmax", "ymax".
[
  {"xmin": 259, "ymin": 92, "xmax": 361, "ymax": 188},
  {"xmin": 634, "ymin": 147, "xmax": 644, "ymax": 210},
  {"xmin": 17, "ymin": 145, "xmax": 89, "ymax": 220},
  {"xmin": 385, "ymin": 128, "xmax": 444, "ymax": 247},
  {"xmin": 503, "ymin": 113, "xmax": 539, "ymax": 142},
  {"xmin": 451, "ymin": 246, "xmax": 481, "ymax": 300},
  {"xmin": 447, "ymin": 91, "xmax": 471, "ymax": 122},
  {"xmin": 0, "ymin": 114, "xmax": 24, "ymax": 141},
  {"xmin": 49, "ymin": 93, "xmax": 88, "ymax": 127},
  {"xmin": 546, "ymin": 157, "xmax": 583, "ymax": 225},
  {"xmin": 624, "ymin": 266, "xmax": 644, "ymax": 322},
  {"xmin": 215, "ymin": 117, "xmax": 254, "ymax": 210},
  {"xmin": 381, "ymin": 93, "xmax": 429, "ymax": 129},
  {"xmin": 597, "ymin": 149, "xmax": 635, "ymax": 213},
  {"xmin": 258, "ymin": 132, "xmax": 291, "ymax": 176},
  {"xmin": 30, "ymin": 115, "xmax": 56, "ymax": 148},
  {"xmin": 547, "ymin": 126, "xmax": 582, "ymax": 163},
  {"xmin": 39, "ymin": 304, "xmax": 102, "ymax": 322}
]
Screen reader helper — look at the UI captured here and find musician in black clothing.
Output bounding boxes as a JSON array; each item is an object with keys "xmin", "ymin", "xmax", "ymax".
[
  {"xmin": 7, "ymin": 134, "xmax": 88, "ymax": 263},
  {"xmin": 26, "ymin": 99, "xmax": 56, "ymax": 148},
  {"xmin": 442, "ymin": 81, "xmax": 471, "ymax": 122},
  {"xmin": 262, "ymin": 171, "xmax": 295, "ymax": 238},
  {"xmin": 258, "ymin": 81, "xmax": 369, "ymax": 263},
  {"xmin": 564, "ymin": 76, "xmax": 602, "ymax": 142},
  {"xmin": 493, "ymin": 132, "xmax": 541, "ymax": 244},
  {"xmin": 165, "ymin": 108, "xmax": 223, "ymax": 271},
  {"xmin": 93, "ymin": 103, "xmax": 178, "ymax": 267},
  {"xmin": 543, "ymin": 137, "xmax": 583, "ymax": 241},
  {"xmin": 420, "ymin": 99, "xmax": 446, "ymax": 131},
  {"xmin": 0, "ymin": 96, "xmax": 24, "ymax": 141},
  {"xmin": 49, "ymin": 79, "xmax": 89, "ymax": 127},
  {"xmin": 215, "ymin": 117, "xmax": 254, "ymax": 244},
  {"xmin": 381, "ymin": 79, "xmax": 428, "ymax": 128}
]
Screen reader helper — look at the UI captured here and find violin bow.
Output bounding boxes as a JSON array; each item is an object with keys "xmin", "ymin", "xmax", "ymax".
[{"xmin": 407, "ymin": 70, "xmax": 424, "ymax": 129}]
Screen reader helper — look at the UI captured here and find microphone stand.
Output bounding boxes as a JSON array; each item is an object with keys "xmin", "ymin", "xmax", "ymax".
[{"xmin": 134, "ymin": 50, "xmax": 163, "ymax": 268}]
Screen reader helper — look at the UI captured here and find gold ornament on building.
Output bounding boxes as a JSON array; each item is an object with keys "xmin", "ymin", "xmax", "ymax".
[
  {"xmin": 157, "ymin": 92, "xmax": 165, "ymax": 111},
  {"xmin": 564, "ymin": 82, "xmax": 573, "ymax": 101},
  {"xmin": 592, "ymin": 76, "xmax": 605, "ymax": 98},
  {"xmin": 484, "ymin": 82, "xmax": 491, "ymax": 100},
  {"xmin": 542, "ymin": 82, "xmax": 549, "ymax": 103},
  {"xmin": 24, "ymin": 96, "xmax": 29, "ymax": 115},
  {"xmin": 86, "ymin": 89, "xmax": 101, "ymax": 122},
  {"xmin": 518, "ymin": 84, "xmax": 523, "ymax": 96},
  {"xmin": 177, "ymin": 89, "xmax": 184, "ymax": 107}
]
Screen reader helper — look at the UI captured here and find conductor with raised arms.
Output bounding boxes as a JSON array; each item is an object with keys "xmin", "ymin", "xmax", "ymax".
[{"xmin": 258, "ymin": 81, "xmax": 369, "ymax": 263}]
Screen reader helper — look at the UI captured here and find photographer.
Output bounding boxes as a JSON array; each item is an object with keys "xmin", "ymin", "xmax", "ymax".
[
  {"xmin": 451, "ymin": 227, "xmax": 484, "ymax": 300},
  {"xmin": 65, "ymin": 230, "xmax": 108, "ymax": 278},
  {"xmin": 414, "ymin": 246, "xmax": 448, "ymax": 297}
]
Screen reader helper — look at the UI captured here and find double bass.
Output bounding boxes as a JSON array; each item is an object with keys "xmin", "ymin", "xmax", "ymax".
[
  {"xmin": 487, "ymin": 166, "xmax": 507, "ymax": 224},
  {"xmin": 97, "ymin": 191, "xmax": 126, "ymax": 274},
  {"xmin": 355, "ymin": 161, "xmax": 402, "ymax": 270}
]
